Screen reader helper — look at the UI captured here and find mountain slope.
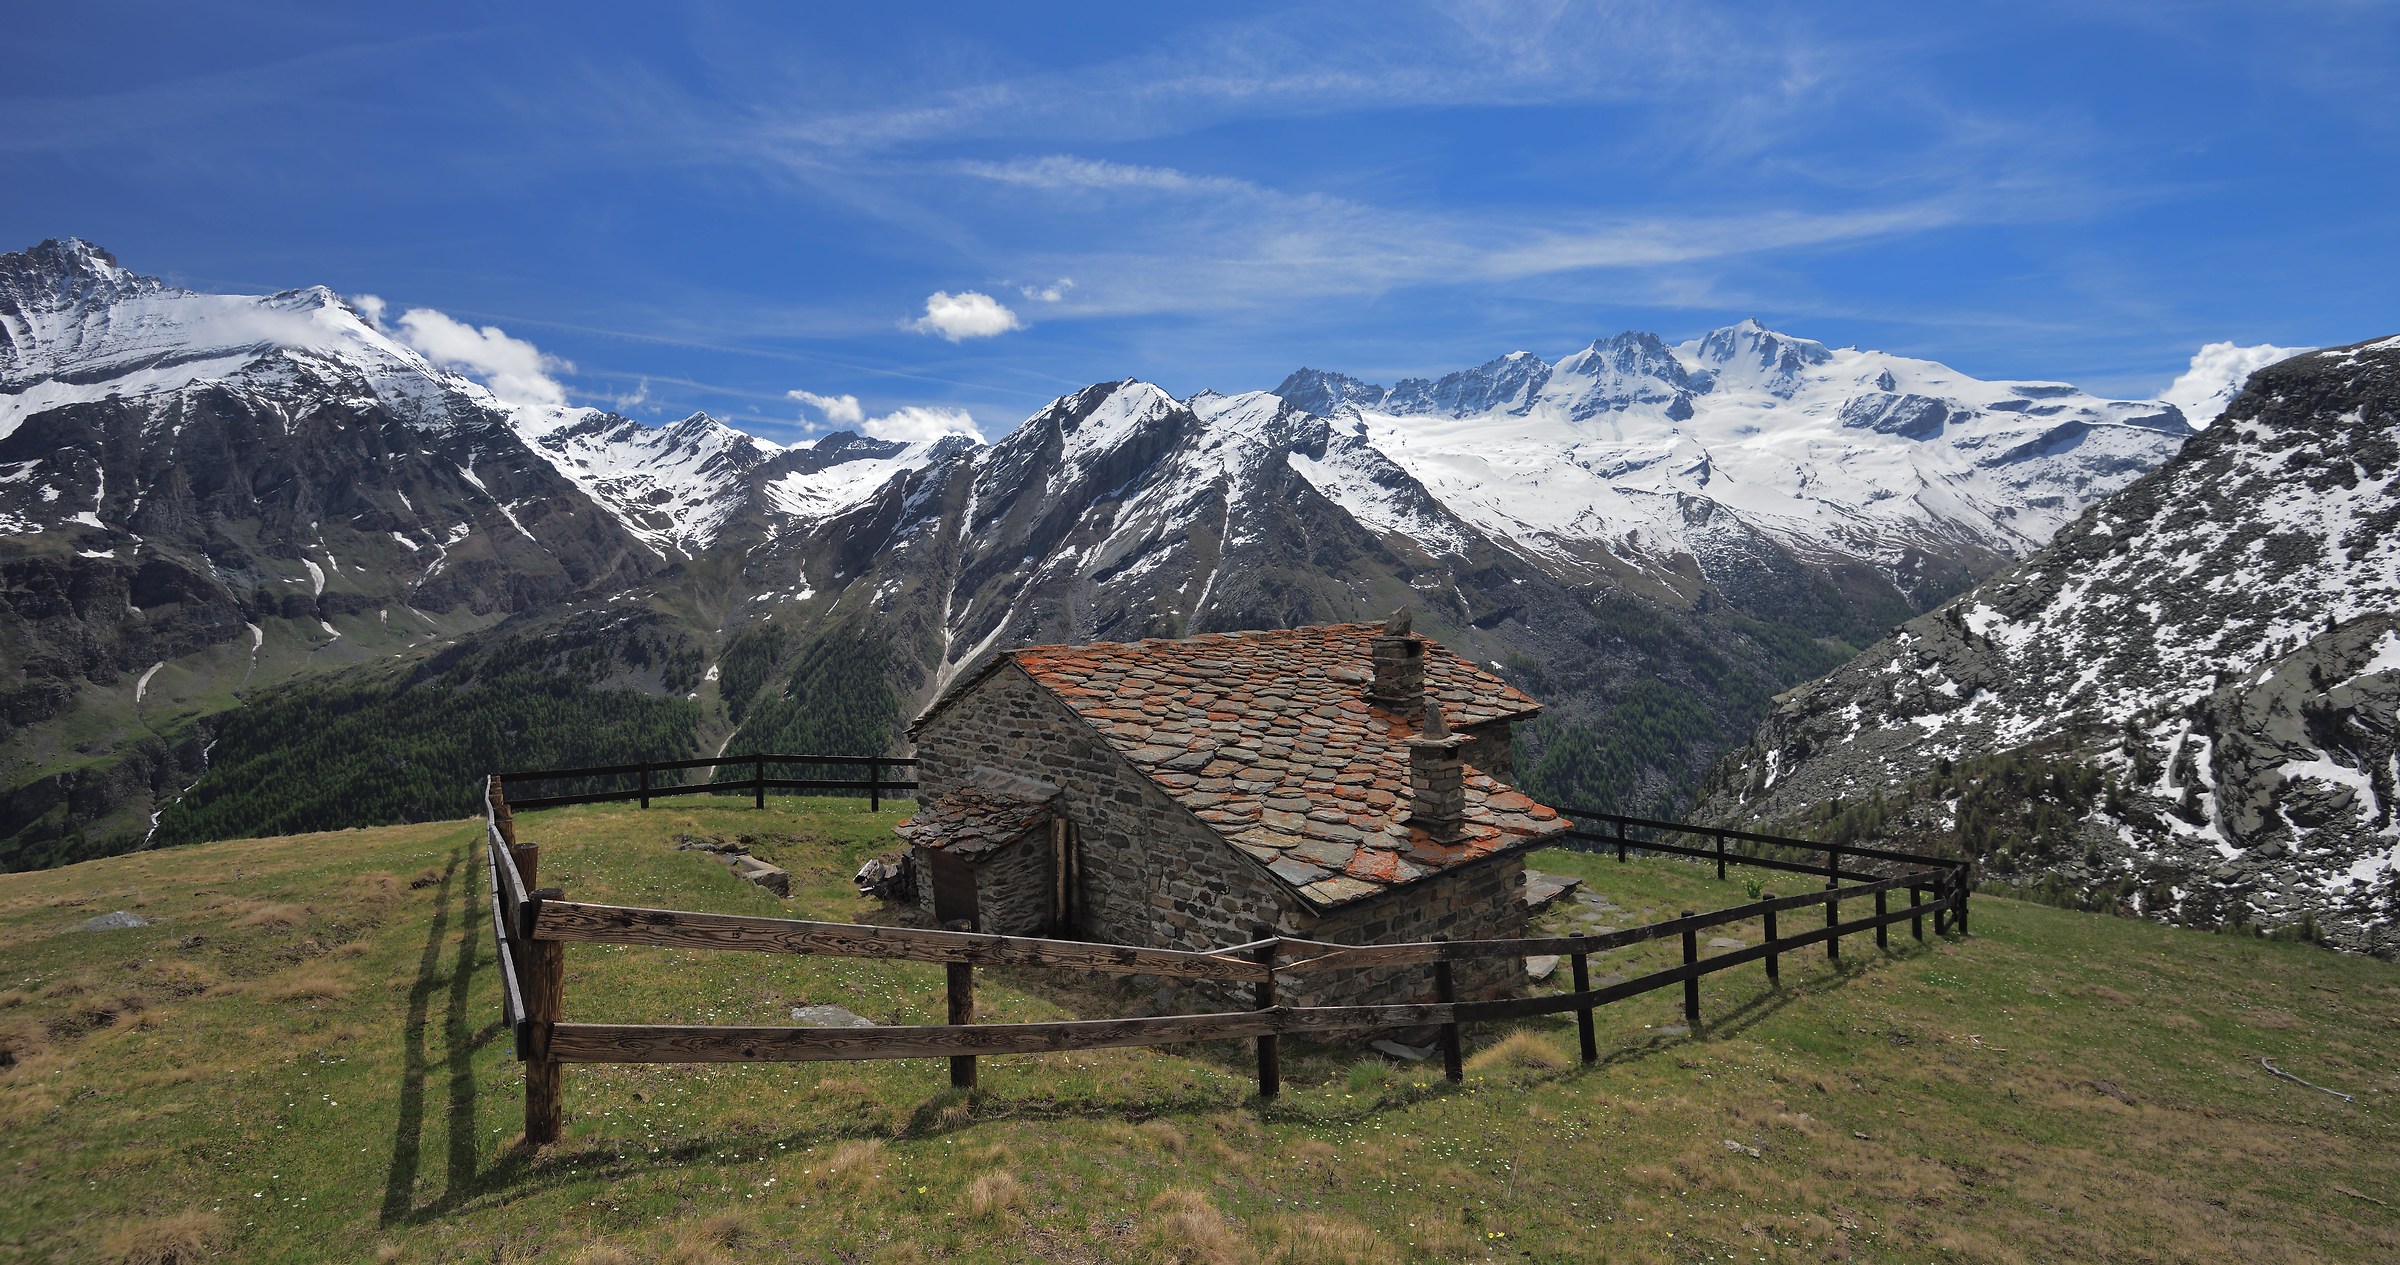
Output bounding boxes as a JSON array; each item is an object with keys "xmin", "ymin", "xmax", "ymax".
[
  {"xmin": 1700, "ymin": 336, "xmax": 2400, "ymax": 953},
  {"xmin": 0, "ymin": 241, "xmax": 943, "ymax": 866},
  {"xmin": 3, "ymin": 238, "xmax": 2215, "ymax": 868}
]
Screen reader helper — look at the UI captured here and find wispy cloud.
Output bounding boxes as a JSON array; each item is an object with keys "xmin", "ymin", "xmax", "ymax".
[
  {"xmin": 788, "ymin": 388, "xmax": 864, "ymax": 425},
  {"xmin": 393, "ymin": 307, "xmax": 572, "ymax": 407},
  {"xmin": 860, "ymin": 405, "xmax": 981, "ymax": 443},
  {"xmin": 1018, "ymin": 277, "xmax": 1074, "ymax": 303}
]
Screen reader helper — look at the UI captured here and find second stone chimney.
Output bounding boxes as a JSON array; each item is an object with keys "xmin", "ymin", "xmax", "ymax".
[
  {"xmin": 1367, "ymin": 609, "xmax": 1425, "ymax": 721},
  {"xmin": 1405, "ymin": 698, "xmax": 1470, "ymax": 842}
]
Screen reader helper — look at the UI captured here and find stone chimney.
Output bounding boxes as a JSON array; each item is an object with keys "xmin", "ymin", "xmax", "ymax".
[
  {"xmin": 1367, "ymin": 609, "xmax": 1424, "ymax": 720},
  {"xmin": 1405, "ymin": 698, "xmax": 1470, "ymax": 842}
]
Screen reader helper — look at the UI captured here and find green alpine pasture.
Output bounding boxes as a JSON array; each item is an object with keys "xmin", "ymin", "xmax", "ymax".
[{"xmin": 2, "ymin": 798, "xmax": 2394, "ymax": 1262}]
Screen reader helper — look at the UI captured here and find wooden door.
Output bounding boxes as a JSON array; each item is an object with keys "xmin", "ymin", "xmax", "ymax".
[{"xmin": 928, "ymin": 849, "xmax": 977, "ymax": 930}]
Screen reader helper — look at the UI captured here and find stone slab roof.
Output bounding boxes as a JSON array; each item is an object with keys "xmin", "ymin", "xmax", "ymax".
[
  {"xmin": 992, "ymin": 623, "xmax": 1566, "ymax": 909},
  {"xmin": 895, "ymin": 787, "xmax": 1052, "ymax": 860}
]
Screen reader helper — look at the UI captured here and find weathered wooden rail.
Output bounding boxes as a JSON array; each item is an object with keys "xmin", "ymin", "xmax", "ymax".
[
  {"xmin": 481, "ymin": 771, "xmax": 1968, "ymax": 1145},
  {"xmin": 498, "ymin": 752, "xmax": 920, "ymax": 813}
]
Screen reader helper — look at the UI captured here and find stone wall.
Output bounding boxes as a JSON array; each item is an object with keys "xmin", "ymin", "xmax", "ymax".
[
  {"xmin": 1460, "ymin": 722, "xmax": 1515, "ymax": 785},
  {"xmin": 1291, "ymin": 854, "xmax": 1529, "ymax": 1008},
  {"xmin": 907, "ymin": 827, "xmax": 1053, "ymax": 936},
  {"xmin": 974, "ymin": 829, "xmax": 1054, "ymax": 936},
  {"xmin": 915, "ymin": 665, "xmax": 1300, "ymax": 955}
]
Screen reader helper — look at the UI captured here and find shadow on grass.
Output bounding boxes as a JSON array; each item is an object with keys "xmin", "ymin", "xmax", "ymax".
[{"xmin": 377, "ymin": 848, "xmax": 1962, "ymax": 1208}]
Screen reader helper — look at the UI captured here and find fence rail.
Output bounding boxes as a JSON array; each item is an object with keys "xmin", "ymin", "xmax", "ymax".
[
  {"xmin": 497, "ymin": 752, "xmax": 920, "ymax": 812},
  {"xmin": 479, "ymin": 765, "xmax": 1969, "ymax": 1145}
]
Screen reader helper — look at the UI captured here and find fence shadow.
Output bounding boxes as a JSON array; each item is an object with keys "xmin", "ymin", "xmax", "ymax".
[{"xmin": 379, "ymin": 836, "xmax": 513, "ymax": 1227}]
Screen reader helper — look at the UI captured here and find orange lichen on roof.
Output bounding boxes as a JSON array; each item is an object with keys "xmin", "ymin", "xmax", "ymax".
[{"xmin": 1003, "ymin": 623, "xmax": 1566, "ymax": 908}]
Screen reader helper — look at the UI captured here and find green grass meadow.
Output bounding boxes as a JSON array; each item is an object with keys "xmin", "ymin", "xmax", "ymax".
[{"xmin": 1, "ymin": 798, "xmax": 2394, "ymax": 1262}]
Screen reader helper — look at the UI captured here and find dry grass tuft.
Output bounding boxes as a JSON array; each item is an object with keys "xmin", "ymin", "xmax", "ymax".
[
  {"xmin": 1144, "ymin": 1188, "xmax": 1251, "ymax": 1265},
  {"xmin": 1467, "ymin": 1030, "xmax": 1571, "ymax": 1072},
  {"xmin": 688, "ymin": 1210, "xmax": 757, "ymax": 1249},
  {"xmin": 100, "ymin": 1211, "xmax": 224, "ymax": 1265},
  {"xmin": 144, "ymin": 961, "xmax": 220, "ymax": 998},
  {"xmin": 348, "ymin": 872, "xmax": 405, "ymax": 907},
  {"xmin": 1264, "ymin": 1212, "xmax": 1382, "ymax": 1264},
  {"xmin": 569, "ymin": 1247, "xmax": 636, "ymax": 1265},
  {"xmin": 263, "ymin": 969, "xmax": 354, "ymax": 1003},
  {"xmin": 817, "ymin": 1138, "xmax": 885, "ymax": 1190},
  {"xmin": 231, "ymin": 902, "xmax": 309, "ymax": 930},
  {"xmin": 963, "ymin": 1170, "xmax": 1024, "ymax": 1219}
]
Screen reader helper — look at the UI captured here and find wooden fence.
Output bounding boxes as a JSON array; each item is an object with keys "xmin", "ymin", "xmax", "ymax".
[
  {"xmin": 481, "ymin": 768, "xmax": 1968, "ymax": 1145},
  {"xmin": 497, "ymin": 752, "xmax": 920, "ymax": 813}
]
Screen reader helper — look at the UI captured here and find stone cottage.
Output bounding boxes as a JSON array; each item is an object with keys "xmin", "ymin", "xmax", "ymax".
[{"xmin": 895, "ymin": 614, "xmax": 1571, "ymax": 1004}]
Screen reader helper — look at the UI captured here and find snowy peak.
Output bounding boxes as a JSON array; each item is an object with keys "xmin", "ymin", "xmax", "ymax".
[
  {"xmin": 1551, "ymin": 331, "xmax": 1700, "ymax": 419},
  {"xmin": 1258, "ymin": 323, "xmax": 2200, "ymax": 592},
  {"xmin": 0, "ymin": 238, "xmax": 498, "ymax": 441},
  {"xmin": 1683, "ymin": 319, "xmax": 1833, "ymax": 397},
  {"xmin": 1271, "ymin": 368, "xmax": 1390, "ymax": 417},
  {"xmin": 1387, "ymin": 350, "xmax": 1553, "ymax": 418},
  {"xmin": 0, "ymin": 238, "xmax": 167, "ymax": 319}
]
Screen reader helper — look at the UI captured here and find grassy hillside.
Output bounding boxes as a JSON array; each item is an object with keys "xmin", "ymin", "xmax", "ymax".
[{"xmin": 2, "ymin": 801, "xmax": 2395, "ymax": 1263}]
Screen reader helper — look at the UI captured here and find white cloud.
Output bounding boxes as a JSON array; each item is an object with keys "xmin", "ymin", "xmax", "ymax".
[
  {"xmin": 613, "ymin": 377, "xmax": 652, "ymax": 412},
  {"xmin": 1019, "ymin": 277, "xmax": 1075, "ymax": 303},
  {"xmin": 350, "ymin": 293, "xmax": 387, "ymax": 329},
  {"xmin": 787, "ymin": 388, "xmax": 865, "ymax": 425},
  {"xmin": 393, "ymin": 308, "xmax": 573, "ymax": 407},
  {"xmin": 906, "ymin": 290, "xmax": 1023, "ymax": 341},
  {"xmin": 863, "ymin": 405, "xmax": 982, "ymax": 443},
  {"xmin": 2160, "ymin": 341, "xmax": 2312, "ymax": 428}
]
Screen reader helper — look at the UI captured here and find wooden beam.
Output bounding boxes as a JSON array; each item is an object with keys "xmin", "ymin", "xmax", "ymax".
[
  {"xmin": 547, "ymin": 1000, "xmax": 1461, "ymax": 1064},
  {"xmin": 531, "ymin": 900, "xmax": 1273, "ymax": 983},
  {"xmin": 547, "ymin": 1011, "xmax": 1285, "ymax": 1063}
]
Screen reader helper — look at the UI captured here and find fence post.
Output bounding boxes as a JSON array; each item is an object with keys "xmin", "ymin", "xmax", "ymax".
[
  {"xmin": 1762, "ymin": 895, "xmax": 1780, "ymax": 987},
  {"xmin": 754, "ymin": 756, "xmax": 766, "ymax": 809},
  {"xmin": 1433, "ymin": 938, "xmax": 1463, "ymax": 1083},
  {"xmin": 639, "ymin": 763, "xmax": 651, "ymax": 811},
  {"xmin": 1911, "ymin": 883, "xmax": 1925, "ymax": 941},
  {"xmin": 1569, "ymin": 931, "xmax": 1596, "ymax": 1064},
  {"xmin": 523, "ymin": 921, "xmax": 564, "ymax": 1146},
  {"xmin": 1615, "ymin": 819, "xmax": 1628, "ymax": 863},
  {"xmin": 1253, "ymin": 927, "xmax": 1280, "ymax": 1099},
  {"xmin": 1680, "ymin": 912, "xmax": 1700, "ymax": 1027},
  {"xmin": 510, "ymin": 828, "xmax": 564, "ymax": 1147},
  {"xmin": 944, "ymin": 919, "xmax": 976, "ymax": 1091},
  {"xmin": 1825, "ymin": 848, "xmax": 1842, "ymax": 964},
  {"xmin": 1954, "ymin": 864, "xmax": 1971, "ymax": 935},
  {"xmin": 870, "ymin": 759, "xmax": 882, "ymax": 814},
  {"xmin": 1714, "ymin": 834, "xmax": 1727, "ymax": 881}
]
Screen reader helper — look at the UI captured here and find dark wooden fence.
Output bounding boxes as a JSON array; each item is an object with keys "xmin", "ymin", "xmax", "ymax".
[
  {"xmin": 498, "ymin": 753, "xmax": 920, "ymax": 813},
  {"xmin": 480, "ymin": 766, "xmax": 1970, "ymax": 1145}
]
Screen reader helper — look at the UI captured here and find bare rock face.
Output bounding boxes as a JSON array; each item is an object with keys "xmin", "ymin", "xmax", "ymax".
[{"xmin": 1702, "ymin": 336, "xmax": 2400, "ymax": 954}]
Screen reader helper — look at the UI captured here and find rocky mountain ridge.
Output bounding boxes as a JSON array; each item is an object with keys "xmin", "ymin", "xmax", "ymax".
[
  {"xmin": 0, "ymin": 238, "xmax": 2223, "ymax": 870},
  {"xmin": 1700, "ymin": 336, "xmax": 2400, "ymax": 954}
]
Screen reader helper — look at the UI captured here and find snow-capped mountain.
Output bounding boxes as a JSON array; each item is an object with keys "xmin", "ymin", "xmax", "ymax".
[
  {"xmin": 0, "ymin": 240, "xmax": 958, "ymax": 866},
  {"xmin": 1701, "ymin": 336, "xmax": 2400, "ymax": 953},
  {"xmin": 0, "ymin": 236, "xmax": 2241, "ymax": 875},
  {"xmin": 1274, "ymin": 320, "xmax": 2194, "ymax": 606}
]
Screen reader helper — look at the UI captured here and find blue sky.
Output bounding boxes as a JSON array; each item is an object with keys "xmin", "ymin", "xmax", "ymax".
[{"xmin": 6, "ymin": 1, "xmax": 2396, "ymax": 442}]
